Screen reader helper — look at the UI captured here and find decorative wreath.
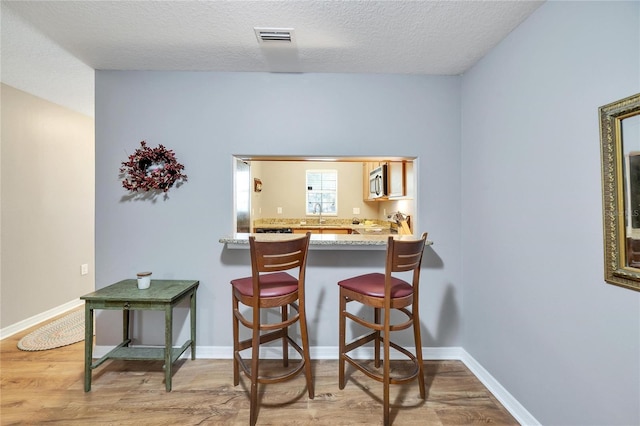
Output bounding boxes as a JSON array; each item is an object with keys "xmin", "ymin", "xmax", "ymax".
[{"xmin": 120, "ymin": 141, "xmax": 187, "ymax": 192}]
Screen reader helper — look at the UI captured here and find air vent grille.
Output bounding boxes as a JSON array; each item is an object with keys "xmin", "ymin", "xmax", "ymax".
[{"xmin": 254, "ymin": 27, "xmax": 295, "ymax": 43}]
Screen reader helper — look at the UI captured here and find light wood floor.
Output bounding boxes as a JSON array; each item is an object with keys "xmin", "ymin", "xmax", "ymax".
[{"xmin": 1, "ymin": 311, "xmax": 519, "ymax": 425}]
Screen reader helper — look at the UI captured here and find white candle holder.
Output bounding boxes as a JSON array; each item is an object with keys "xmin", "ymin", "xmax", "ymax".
[{"xmin": 136, "ymin": 272, "xmax": 152, "ymax": 289}]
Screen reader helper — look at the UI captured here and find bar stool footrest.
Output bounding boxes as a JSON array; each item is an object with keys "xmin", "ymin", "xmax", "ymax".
[{"xmin": 343, "ymin": 352, "xmax": 421, "ymax": 385}]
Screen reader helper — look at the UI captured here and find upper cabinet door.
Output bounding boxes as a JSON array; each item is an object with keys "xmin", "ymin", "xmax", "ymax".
[
  {"xmin": 363, "ymin": 161, "xmax": 383, "ymax": 201},
  {"xmin": 387, "ymin": 161, "xmax": 406, "ymax": 198}
]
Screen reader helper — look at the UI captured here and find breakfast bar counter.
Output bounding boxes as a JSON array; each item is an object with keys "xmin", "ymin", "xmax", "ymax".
[{"xmin": 219, "ymin": 233, "xmax": 433, "ymax": 250}]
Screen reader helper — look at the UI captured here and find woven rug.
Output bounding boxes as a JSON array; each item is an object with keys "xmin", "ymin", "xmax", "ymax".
[{"xmin": 18, "ymin": 310, "xmax": 84, "ymax": 351}]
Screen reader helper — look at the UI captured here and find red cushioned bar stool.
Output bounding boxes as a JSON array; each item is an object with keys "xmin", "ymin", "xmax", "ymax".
[
  {"xmin": 338, "ymin": 233, "xmax": 428, "ymax": 426},
  {"xmin": 230, "ymin": 232, "xmax": 313, "ymax": 426}
]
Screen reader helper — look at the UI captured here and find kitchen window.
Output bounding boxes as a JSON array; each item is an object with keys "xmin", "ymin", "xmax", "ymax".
[{"xmin": 306, "ymin": 170, "xmax": 337, "ymax": 216}]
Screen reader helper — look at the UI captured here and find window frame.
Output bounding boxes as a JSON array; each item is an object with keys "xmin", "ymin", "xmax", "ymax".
[{"xmin": 305, "ymin": 169, "xmax": 338, "ymax": 216}]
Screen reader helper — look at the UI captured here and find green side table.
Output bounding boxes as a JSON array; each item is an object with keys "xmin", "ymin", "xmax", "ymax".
[{"xmin": 81, "ymin": 279, "xmax": 199, "ymax": 391}]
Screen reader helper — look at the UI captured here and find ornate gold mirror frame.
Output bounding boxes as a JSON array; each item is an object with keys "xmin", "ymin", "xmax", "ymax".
[{"xmin": 600, "ymin": 93, "xmax": 640, "ymax": 291}]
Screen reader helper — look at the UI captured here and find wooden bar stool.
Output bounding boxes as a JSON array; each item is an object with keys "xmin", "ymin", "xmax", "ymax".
[
  {"xmin": 231, "ymin": 232, "xmax": 313, "ymax": 425},
  {"xmin": 338, "ymin": 233, "xmax": 428, "ymax": 426}
]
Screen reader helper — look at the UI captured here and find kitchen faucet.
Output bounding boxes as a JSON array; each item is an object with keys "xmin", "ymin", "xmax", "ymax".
[{"xmin": 313, "ymin": 203, "xmax": 325, "ymax": 224}]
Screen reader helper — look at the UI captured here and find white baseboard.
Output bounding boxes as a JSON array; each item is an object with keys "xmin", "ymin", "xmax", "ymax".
[
  {"xmin": 92, "ymin": 344, "xmax": 539, "ymax": 425},
  {"xmin": 459, "ymin": 348, "xmax": 541, "ymax": 426},
  {"xmin": 95, "ymin": 346, "xmax": 459, "ymax": 360},
  {"xmin": 0, "ymin": 299, "xmax": 83, "ymax": 340},
  {"xmin": 92, "ymin": 345, "xmax": 461, "ymax": 361}
]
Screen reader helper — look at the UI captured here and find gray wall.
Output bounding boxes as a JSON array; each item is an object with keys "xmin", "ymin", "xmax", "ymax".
[
  {"xmin": 461, "ymin": 2, "xmax": 639, "ymax": 425},
  {"xmin": 95, "ymin": 72, "xmax": 462, "ymax": 348}
]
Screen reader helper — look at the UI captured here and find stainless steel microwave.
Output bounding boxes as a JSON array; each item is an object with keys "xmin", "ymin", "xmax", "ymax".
[{"xmin": 369, "ymin": 165, "xmax": 388, "ymax": 199}]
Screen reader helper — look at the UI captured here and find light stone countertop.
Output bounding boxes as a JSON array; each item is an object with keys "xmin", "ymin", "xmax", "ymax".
[
  {"xmin": 252, "ymin": 220, "xmax": 395, "ymax": 237},
  {"xmin": 219, "ymin": 233, "xmax": 433, "ymax": 250},
  {"xmin": 253, "ymin": 219, "xmax": 391, "ymax": 231}
]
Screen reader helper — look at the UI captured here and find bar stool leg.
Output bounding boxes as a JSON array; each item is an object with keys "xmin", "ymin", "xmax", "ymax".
[
  {"xmin": 338, "ymin": 290, "xmax": 347, "ymax": 390},
  {"xmin": 413, "ymin": 307, "xmax": 426, "ymax": 399},
  {"xmin": 250, "ymin": 307, "xmax": 260, "ymax": 426},
  {"xmin": 374, "ymin": 307, "xmax": 381, "ymax": 368},
  {"xmin": 282, "ymin": 305, "xmax": 289, "ymax": 367},
  {"xmin": 232, "ymin": 292, "xmax": 240, "ymax": 386},
  {"xmin": 383, "ymin": 312, "xmax": 391, "ymax": 426},
  {"xmin": 299, "ymin": 302, "xmax": 314, "ymax": 398}
]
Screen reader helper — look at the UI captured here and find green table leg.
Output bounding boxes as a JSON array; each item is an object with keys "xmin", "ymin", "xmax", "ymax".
[
  {"xmin": 123, "ymin": 309, "xmax": 130, "ymax": 345},
  {"xmin": 84, "ymin": 304, "xmax": 94, "ymax": 392},
  {"xmin": 191, "ymin": 290, "xmax": 197, "ymax": 360},
  {"xmin": 164, "ymin": 304, "xmax": 173, "ymax": 391}
]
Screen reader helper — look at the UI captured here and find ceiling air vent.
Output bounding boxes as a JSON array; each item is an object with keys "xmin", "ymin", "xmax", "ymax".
[{"xmin": 254, "ymin": 27, "xmax": 295, "ymax": 43}]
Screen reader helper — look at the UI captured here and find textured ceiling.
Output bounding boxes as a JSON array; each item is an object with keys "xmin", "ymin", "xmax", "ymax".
[{"xmin": 3, "ymin": 0, "xmax": 544, "ymax": 75}]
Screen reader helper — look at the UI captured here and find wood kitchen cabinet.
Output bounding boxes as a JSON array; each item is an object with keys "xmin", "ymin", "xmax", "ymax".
[
  {"xmin": 293, "ymin": 228, "xmax": 352, "ymax": 235},
  {"xmin": 294, "ymin": 228, "xmax": 319, "ymax": 234},
  {"xmin": 362, "ymin": 162, "xmax": 382, "ymax": 201},
  {"xmin": 326, "ymin": 228, "xmax": 351, "ymax": 234},
  {"xmin": 387, "ymin": 161, "xmax": 406, "ymax": 198},
  {"xmin": 363, "ymin": 161, "xmax": 407, "ymax": 200}
]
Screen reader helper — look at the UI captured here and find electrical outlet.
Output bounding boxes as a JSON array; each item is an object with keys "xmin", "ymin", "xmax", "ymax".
[
  {"xmin": 353, "ymin": 207, "xmax": 360, "ymax": 214},
  {"xmin": 277, "ymin": 207, "xmax": 282, "ymax": 214},
  {"xmin": 81, "ymin": 264, "xmax": 89, "ymax": 275}
]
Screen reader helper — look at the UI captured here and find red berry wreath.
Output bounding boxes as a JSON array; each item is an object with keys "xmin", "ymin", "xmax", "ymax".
[{"xmin": 120, "ymin": 141, "xmax": 188, "ymax": 192}]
